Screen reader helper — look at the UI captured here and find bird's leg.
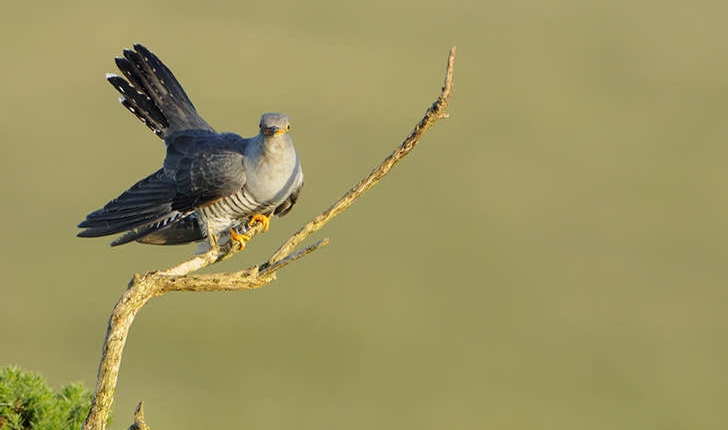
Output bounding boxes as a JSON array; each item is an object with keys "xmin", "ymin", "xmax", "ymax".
[
  {"xmin": 205, "ymin": 223, "xmax": 220, "ymax": 253},
  {"xmin": 229, "ymin": 228, "xmax": 250, "ymax": 250},
  {"xmin": 224, "ymin": 215, "xmax": 268, "ymax": 252},
  {"xmin": 248, "ymin": 214, "xmax": 271, "ymax": 231}
]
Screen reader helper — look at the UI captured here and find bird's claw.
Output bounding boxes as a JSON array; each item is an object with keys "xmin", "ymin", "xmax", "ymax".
[
  {"xmin": 248, "ymin": 214, "xmax": 270, "ymax": 231},
  {"xmin": 229, "ymin": 228, "xmax": 251, "ymax": 250}
]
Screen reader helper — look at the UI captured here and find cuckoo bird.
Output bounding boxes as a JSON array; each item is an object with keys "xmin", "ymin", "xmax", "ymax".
[{"xmin": 78, "ymin": 44, "xmax": 304, "ymax": 251}]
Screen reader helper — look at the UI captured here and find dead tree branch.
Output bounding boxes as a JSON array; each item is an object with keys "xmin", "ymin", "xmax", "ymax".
[
  {"xmin": 82, "ymin": 46, "xmax": 456, "ymax": 430},
  {"xmin": 126, "ymin": 402, "xmax": 149, "ymax": 430}
]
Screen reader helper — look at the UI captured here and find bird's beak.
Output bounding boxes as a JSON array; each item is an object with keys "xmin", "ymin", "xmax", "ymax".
[{"xmin": 262, "ymin": 127, "xmax": 286, "ymax": 136}]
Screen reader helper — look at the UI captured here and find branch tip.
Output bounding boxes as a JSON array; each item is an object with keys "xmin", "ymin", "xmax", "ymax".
[{"xmin": 127, "ymin": 401, "xmax": 149, "ymax": 430}]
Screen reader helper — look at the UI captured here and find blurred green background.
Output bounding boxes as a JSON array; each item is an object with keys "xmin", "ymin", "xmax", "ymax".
[{"xmin": 1, "ymin": 0, "xmax": 727, "ymax": 428}]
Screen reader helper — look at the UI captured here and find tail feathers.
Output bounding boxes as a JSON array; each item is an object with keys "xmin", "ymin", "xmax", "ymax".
[
  {"xmin": 77, "ymin": 170, "xmax": 186, "ymax": 241},
  {"xmin": 132, "ymin": 216, "xmax": 204, "ymax": 245},
  {"xmin": 109, "ymin": 212, "xmax": 192, "ymax": 246},
  {"xmin": 108, "ymin": 44, "xmax": 214, "ymax": 138},
  {"xmin": 107, "ymin": 74, "xmax": 168, "ymax": 137},
  {"xmin": 109, "ymin": 225, "xmax": 160, "ymax": 246}
]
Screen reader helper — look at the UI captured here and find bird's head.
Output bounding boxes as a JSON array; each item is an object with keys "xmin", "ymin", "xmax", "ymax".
[{"xmin": 259, "ymin": 113, "xmax": 291, "ymax": 137}]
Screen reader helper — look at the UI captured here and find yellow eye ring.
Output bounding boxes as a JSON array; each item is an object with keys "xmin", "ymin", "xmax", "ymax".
[{"xmin": 286, "ymin": 124, "xmax": 291, "ymax": 131}]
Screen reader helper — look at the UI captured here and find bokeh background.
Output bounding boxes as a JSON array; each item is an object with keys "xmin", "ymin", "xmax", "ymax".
[{"xmin": 1, "ymin": 0, "xmax": 727, "ymax": 428}]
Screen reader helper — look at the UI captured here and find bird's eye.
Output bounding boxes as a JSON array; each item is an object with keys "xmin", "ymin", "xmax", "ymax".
[{"xmin": 286, "ymin": 124, "xmax": 291, "ymax": 131}]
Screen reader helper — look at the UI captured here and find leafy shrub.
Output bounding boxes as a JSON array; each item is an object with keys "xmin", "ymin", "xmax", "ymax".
[{"xmin": 0, "ymin": 366, "xmax": 100, "ymax": 430}]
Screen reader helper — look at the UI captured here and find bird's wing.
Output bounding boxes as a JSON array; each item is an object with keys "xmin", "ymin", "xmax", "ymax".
[
  {"xmin": 77, "ymin": 169, "xmax": 182, "ymax": 238},
  {"xmin": 164, "ymin": 131, "xmax": 247, "ymax": 213},
  {"xmin": 78, "ymin": 133, "xmax": 247, "ymax": 242}
]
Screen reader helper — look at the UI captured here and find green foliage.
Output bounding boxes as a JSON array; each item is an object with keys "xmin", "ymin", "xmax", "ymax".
[{"xmin": 0, "ymin": 367, "xmax": 98, "ymax": 430}]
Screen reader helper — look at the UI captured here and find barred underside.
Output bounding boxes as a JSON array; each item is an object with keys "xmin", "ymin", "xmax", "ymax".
[{"xmin": 198, "ymin": 188, "xmax": 275, "ymax": 233}]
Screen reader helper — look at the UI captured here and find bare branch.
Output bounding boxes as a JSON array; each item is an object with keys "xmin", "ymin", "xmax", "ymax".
[
  {"xmin": 266, "ymin": 46, "xmax": 456, "ymax": 266},
  {"xmin": 83, "ymin": 46, "xmax": 456, "ymax": 430},
  {"xmin": 127, "ymin": 402, "xmax": 150, "ymax": 430},
  {"xmin": 260, "ymin": 238, "xmax": 330, "ymax": 274}
]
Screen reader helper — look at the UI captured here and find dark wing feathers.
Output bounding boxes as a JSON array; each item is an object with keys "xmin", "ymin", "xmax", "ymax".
[
  {"xmin": 77, "ymin": 170, "xmax": 181, "ymax": 238},
  {"xmin": 164, "ymin": 133, "xmax": 247, "ymax": 211},
  {"xmin": 186, "ymin": 150, "xmax": 246, "ymax": 198},
  {"xmin": 77, "ymin": 139, "xmax": 247, "ymax": 244}
]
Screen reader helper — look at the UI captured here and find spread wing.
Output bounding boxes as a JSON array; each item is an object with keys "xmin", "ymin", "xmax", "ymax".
[{"xmin": 78, "ymin": 131, "xmax": 247, "ymax": 245}]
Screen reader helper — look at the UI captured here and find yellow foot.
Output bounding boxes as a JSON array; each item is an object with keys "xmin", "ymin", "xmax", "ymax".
[
  {"xmin": 229, "ymin": 228, "xmax": 250, "ymax": 250},
  {"xmin": 248, "ymin": 213, "xmax": 270, "ymax": 231}
]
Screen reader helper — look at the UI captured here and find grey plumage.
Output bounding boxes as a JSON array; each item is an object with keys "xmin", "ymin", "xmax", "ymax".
[{"xmin": 78, "ymin": 44, "xmax": 303, "ymax": 247}]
